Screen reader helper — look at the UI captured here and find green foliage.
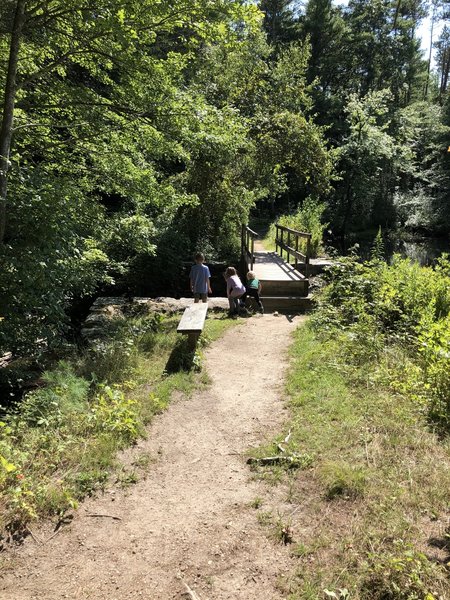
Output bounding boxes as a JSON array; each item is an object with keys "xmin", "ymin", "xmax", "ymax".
[
  {"xmin": 260, "ymin": 0, "xmax": 301, "ymax": 47},
  {"xmin": 394, "ymin": 102, "xmax": 450, "ymax": 233},
  {"xmin": 80, "ymin": 313, "xmax": 163, "ymax": 384},
  {"xmin": 361, "ymin": 540, "xmax": 442, "ymax": 600},
  {"xmin": 418, "ymin": 313, "xmax": 450, "ymax": 425},
  {"xmin": 0, "ymin": 312, "xmax": 235, "ymax": 534},
  {"xmin": 371, "ymin": 227, "xmax": 385, "ymax": 261},
  {"xmin": 88, "ymin": 385, "xmax": 140, "ymax": 445},
  {"xmin": 265, "ymin": 199, "xmax": 328, "ymax": 257},
  {"xmin": 312, "ymin": 250, "xmax": 450, "ymax": 428},
  {"xmin": 332, "ymin": 90, "xmax": 399, "ymax": 233},
  {"xmin": 18, "ymin": 362, "xmax": 89, "ymax": 428},
  {"xmin": 267, "ymin": 318, "xmax": 450, "ymax": 599},
  {"xmin": 0, "ymin": 177, "xmax": 111, "ymax": 354},
  {"xmin": 0, "ymin": 0, "xmax": 268, "ymax": 353}
]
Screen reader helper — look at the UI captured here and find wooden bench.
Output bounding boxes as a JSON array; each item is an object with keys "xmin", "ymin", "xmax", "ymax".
[{"xmin": 177, "ymin": 303, "xmax": 208, "ymax": 350}]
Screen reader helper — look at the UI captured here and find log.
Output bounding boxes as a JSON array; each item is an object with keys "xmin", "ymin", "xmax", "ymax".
[{"xmin": 246, "ymin": 453, "xmax": 311, "ymax": 468}]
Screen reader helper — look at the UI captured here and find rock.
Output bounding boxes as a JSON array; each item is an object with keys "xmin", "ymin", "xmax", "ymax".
[{"xmin": 81, "ymin": 297, "xmax": 230, "ymax": 342}]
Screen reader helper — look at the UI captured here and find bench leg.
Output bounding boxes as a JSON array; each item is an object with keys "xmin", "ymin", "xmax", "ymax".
[{"xmin": 187, "ymin": 332, "xmax": 199, "ymax": 351}]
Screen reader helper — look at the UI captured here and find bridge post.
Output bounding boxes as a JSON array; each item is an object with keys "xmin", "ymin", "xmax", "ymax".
[{"xmin": 306, "ymin": 237, "xmax": 311, "ymax": 278}]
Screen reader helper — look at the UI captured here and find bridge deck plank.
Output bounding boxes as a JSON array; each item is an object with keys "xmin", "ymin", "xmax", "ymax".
[{"xmin": 253, "ymin": 251, "xmax": 306, "ymax": 281}]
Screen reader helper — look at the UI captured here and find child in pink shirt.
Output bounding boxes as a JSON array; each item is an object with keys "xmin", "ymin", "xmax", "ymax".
[{"xmin": 225, "ymin": 266, "xmax": 246, "ymax": 315}]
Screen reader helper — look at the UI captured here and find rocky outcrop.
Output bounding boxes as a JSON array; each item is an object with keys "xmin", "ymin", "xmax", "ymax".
[{"xmin": 81, "ymin": 297, "xmax": 229, "ymax": 341}]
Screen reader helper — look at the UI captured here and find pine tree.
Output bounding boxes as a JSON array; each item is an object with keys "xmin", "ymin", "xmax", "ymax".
[
  {"xmin": 301, "ymin": 0, "xmax": 348, "ymax": 132},
  {"xmin": 344, "ymin": 0, "xmax": 426, "ymax": 103},
  {"xmin": 259, "ymin": 0, "xmax": 301, "ymax": 47},
  {"xmin": 435, "ymin": 25, "xmax": 450, "ymax": 99}
]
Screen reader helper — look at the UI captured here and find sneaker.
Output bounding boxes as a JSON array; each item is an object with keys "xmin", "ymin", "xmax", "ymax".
[{"xmin": 259, "ymin": 306, "xmax": 264, "ymax": 314}]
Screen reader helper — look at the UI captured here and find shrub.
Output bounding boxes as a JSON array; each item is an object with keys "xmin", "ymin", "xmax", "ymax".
[
  {"xmin": 418, "ymin": 314, "xmax": 450, "ymax": 426},
  {"xmin": 86, "ymin": 385, "xmax": 141, "ymax": 445},
  {"xmin": 18, "ymin": 362, "xmax": 89, "ymax": 428},
  {"xmin": 312, "ymin": 249, "xmax": 450, "ymax": 428},
  {"xmin": 361, "ymin": 539, "xmax": 444, "ymax": 600},
  {"xmin": 266, "ymin": 198, "xmax": 328, "ymax": 258}
]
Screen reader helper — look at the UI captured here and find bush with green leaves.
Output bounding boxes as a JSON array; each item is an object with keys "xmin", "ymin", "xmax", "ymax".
[
  {"xmin": 81, "ymin": 313, "xmax": 164, "ymax": 384},
  {"xmin": 86, "ymin": 385, "xmax": 141, "ymax": 445},
  {"xmin": 265, "ymin": 198, "xmax": 328, "ymax": 258},
  {"xmin": 361, "ymin": 539, "xmax": 444, "ymax": 600},
  {"xmin": 418, "ymin": 314, "xmax": 450, "ymax": 425},
  {"xmin": 314, "ymin": 252, "xmax": 450, "ymax": 338},
  {"xmin": 312, "ymin": 248, "xmax": 450, "ymax": 428}
]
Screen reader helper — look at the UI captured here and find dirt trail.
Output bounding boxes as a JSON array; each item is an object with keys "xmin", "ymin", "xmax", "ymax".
[{"xmin": 1, "ymin": 314, "xmax": 304, "ymax": 600}]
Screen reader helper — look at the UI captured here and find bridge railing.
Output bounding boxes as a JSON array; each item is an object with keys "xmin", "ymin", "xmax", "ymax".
[
  {"xmin": 241, "ymin": 224, "xmax": 258, "ymax": 271},
  {"xmin": 275, "ymin": 224, "xmax": 311, "ymax": 277}
]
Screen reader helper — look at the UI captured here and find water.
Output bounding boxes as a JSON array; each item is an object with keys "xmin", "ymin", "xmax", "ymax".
[
  {"xmin": 389, "ymin": 237, "xmax": 450, "ymax": 265},
  {"xmin": 332, "ymin": 233, "xmax": 450, "ymax": 266}
]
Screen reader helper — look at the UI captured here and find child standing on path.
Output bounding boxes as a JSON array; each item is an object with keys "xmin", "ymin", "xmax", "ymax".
[
  {"xmin": 225, "ymin": 266, "xmax": 246, "ymax": 315},
  {"xmin": 190, "ymin": 252, "xmax": 212, "ymax": 303},
  {"xmin": 245, "ymin": 271, "xmax": 264, "ymax": 314}
]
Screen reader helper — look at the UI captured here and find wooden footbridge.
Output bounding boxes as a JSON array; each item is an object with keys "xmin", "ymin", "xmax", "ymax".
[
  {"xmin": 81, "ymin": 223, "xmax": 315, "ymax": 351},
  {"xmin": 241, "ymin": 224, "xmax": 312, "ymax": 312}
]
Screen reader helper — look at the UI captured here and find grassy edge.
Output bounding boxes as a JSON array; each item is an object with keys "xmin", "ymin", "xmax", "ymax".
[
  {"xmin": 250, "ymin": 320, "xmax": 450, "ymax": 600},
  {"xmin": 0, "ymin": 312, "xmax": 239, "ymax": 543}
]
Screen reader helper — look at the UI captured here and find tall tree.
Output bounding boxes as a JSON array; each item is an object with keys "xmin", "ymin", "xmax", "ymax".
[
  {"xmin": 0, "ymin": 0, "xmax": 259, "ymax": 244},
  {"xmin": 331, "ymin": 90, "xmax": 399, "ymax": 236},
  {"xmin": 435, "ymin": 25, "xmax": 450, "ymax": 99},
  {"xmin": 343, "ymin": 0, "xmax": 426, "ymax": 103},
  {"xmin": 0, "ymin": 0, "xmax": 25, "ymax": 243},
  {"xmin": 301, "ymin": 0, "xmax": 348, "ymax": 134},
  {"xmin": 394, "ymin": 101, "xmax": 450, "ymax": 231},
  {"xmin": 259, "ymin": 0, "xmax": 301, "ymax": 47},
  {"xmin": 0, "ymin": 0, "xmax": 264, "ymax": 352}
]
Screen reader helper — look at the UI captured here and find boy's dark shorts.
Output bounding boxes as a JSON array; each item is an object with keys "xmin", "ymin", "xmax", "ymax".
[{"xmin": 194, "ymin": 293, "xmax": 208, "ymax": 302}]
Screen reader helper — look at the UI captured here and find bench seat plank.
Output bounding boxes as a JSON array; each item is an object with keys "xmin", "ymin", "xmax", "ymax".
[{"xmin": 177, "ymin": 303, "xmax": 208, "ymax": 334}]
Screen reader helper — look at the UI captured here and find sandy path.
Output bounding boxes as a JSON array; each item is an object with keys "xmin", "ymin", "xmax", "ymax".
[{"xmin": 1, "ymin": 314, "xmax": 303, "ymax": 600}]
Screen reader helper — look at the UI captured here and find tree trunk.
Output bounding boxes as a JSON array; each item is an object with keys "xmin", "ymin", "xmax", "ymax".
[
  {"xmin": 440, "ymin": 47, "xmax": 450, "ymax": 100},
  {"xmin": 424, "ymin": 2, "xmax": 436, "ymax": 99},
  {"xmin": 341, "ymin": 177, "xmax": 354, "ymax": 242},
  {"xmin": 392, "ymin": 0, "xmax": 402, "ymax": 33},
  {"xmin": 0, "ymin": 0, "xmax": 26, "ymax": 244}
]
